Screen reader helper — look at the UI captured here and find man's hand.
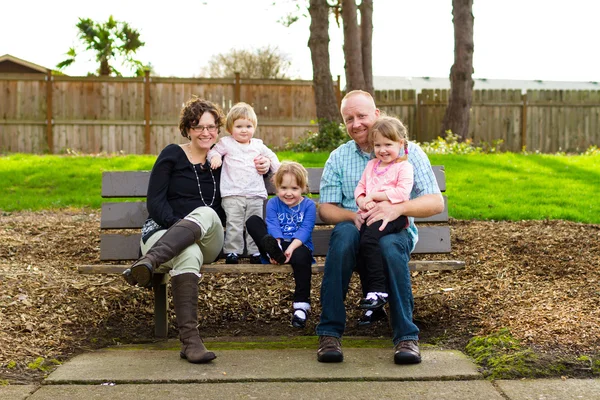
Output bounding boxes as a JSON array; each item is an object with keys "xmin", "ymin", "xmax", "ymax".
[
  {"xmin": 254, "ymin": 155, "xmax": 271, "ymax": 175},
  {"xmin": 363, "ymin": 200, "xmax": 403, "ymax": 231}
]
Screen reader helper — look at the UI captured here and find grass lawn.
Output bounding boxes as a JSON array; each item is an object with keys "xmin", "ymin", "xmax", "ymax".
[{"xmin": 0, "ymin": 152, "xmax": 598, "ymax": 224}]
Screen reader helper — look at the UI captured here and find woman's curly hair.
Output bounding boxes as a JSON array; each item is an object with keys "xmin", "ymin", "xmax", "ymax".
[{"xmin": 178, "ymin": 96, "xmax": 225, "ymax": 138}]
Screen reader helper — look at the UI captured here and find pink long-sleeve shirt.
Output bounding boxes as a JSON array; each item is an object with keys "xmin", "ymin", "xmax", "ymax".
[{"xmin": 354, "ymin": 158, "xmax": 414, "ymax": 205}]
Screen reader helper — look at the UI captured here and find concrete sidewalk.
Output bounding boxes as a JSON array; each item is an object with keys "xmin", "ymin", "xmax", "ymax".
[{"xmin": 4, "ymin": 342, "xmax": 600, "ymax": 400}]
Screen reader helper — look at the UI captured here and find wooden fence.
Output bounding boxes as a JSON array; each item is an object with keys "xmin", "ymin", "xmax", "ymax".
[
  {"xmin": 0, "ymin": 72, "xmax": 325, "ymax": 154},
  {"xmin": 376, "ymin": 89, "xmax": 600, "ymax": 152},
  {"xmin": 1, "ymin": 72, "xmax": 599, "ymax": 154}
]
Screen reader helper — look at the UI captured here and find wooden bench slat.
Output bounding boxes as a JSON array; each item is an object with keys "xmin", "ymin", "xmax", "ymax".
[
  {"xmin": 78, "ymin": 259, "xmax": 465, "ymax": 275},
  {"xmin": 100, "ymin": 196, "xmax": 449, "ymax": 230},
  {"xmin": 100, "ymin": 166, "xmax": 446, "ymax": 197},
  {"xmin": 100, "ymin": 226, "xmax": 452, "ymax": 261}
]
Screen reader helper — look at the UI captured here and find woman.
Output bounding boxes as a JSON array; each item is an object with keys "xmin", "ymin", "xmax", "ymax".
[{"xmin": 123, "ymin": 96, "xmax": 269, "ymax": 364}]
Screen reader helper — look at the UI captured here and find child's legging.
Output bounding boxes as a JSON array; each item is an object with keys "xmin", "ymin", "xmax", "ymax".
[{"xmin": 246, "ymin": 215, "xmax": 312, "ymax": 304}]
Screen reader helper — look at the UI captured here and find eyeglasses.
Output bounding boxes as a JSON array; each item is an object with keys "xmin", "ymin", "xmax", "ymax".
[{"xmin": 190, "ymin": 124, "xmax": 218, "ymax": 133}]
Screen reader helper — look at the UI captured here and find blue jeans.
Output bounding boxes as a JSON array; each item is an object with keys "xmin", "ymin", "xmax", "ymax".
[{"xmin": 316, "ymin": 221, "xmax": 419, "ymax": 344}]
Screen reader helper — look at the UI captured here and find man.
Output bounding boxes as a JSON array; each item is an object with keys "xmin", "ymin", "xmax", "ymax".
[{"xmin": 316, "ymin": 90, "xmax": 444, "ymax": 364}]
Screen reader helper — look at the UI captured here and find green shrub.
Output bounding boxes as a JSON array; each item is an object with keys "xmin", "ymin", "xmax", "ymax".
[
  {"xmin": 286, "ymin": 119, "xmax": 347, "ymax": 152},
  {"xmin": 419, "ymin": 131, "xmax": 504, "ymax": 155}
]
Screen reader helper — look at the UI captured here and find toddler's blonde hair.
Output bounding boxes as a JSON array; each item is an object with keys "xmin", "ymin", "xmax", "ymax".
[
  {"xmin": 225, "ymin": 102, "xmax": 258, "ymax": 133},
  {"xmin": 273, "ymin": 161, "xmax": 309, "ymax": 193}
]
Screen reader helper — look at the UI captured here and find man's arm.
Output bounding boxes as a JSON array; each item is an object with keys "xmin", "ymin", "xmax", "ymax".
[
  {"xmin": 318, "ymin": 203, "xmax": 356, "ymax": 225},
  {"xmin": 364, "ymin": 193, "xmax": 444, "ymax": 230},
  {"xmin": 319, "ymin": 202, "xmax": 365, "ymax": 231}
]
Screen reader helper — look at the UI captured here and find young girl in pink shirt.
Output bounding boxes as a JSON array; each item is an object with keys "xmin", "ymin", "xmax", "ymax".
[{"xmin": 354, "ymin": 116, "xmax": 414, "ymax": 311}]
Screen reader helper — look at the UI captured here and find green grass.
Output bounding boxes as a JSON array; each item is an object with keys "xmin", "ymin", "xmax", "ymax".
[
  {"xmin": 428, "ymin": 153, "xmax": 599, "ymax": 224},
  {"xmin": 1, "ymin": 152, "xmax": 598, "ymax": 224}
]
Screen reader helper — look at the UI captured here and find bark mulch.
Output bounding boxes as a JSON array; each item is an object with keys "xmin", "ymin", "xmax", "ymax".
[{"xmin": 1, "ymin": 210, "xmax": 599, "ymax": 383}]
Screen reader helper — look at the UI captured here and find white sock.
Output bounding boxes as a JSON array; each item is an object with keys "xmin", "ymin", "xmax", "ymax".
[
  {"xmin": 293, "ymin": 302, "xmax": 310, "ymax": 319},
  {"xmin": 293, "ymin": 302, "xmax": 310, "ymax": 311}
]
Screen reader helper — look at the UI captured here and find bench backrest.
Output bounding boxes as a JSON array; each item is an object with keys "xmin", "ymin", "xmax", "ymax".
[{"xmin": 99, "ymin": 166, "xmax": 449, "ymax": 261}]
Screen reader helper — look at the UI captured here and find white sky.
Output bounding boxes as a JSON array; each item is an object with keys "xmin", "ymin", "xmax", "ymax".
[{"xmin": 1, "ymin": 0, "xmax": 598, "ymax": 84}]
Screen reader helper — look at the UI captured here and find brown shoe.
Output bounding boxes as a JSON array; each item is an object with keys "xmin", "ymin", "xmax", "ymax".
[
  {"xmin": 394, "ymin": 340, "xmax": 421, "ymax": 364},
  {"xmin": 317, "ymin": 336, "xmax": 343, "ymax": 363}
]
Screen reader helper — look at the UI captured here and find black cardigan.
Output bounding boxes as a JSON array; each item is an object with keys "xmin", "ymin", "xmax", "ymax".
[{"xmin": 146, "ymin": 144, "xmax": 225, "ymax": 228}]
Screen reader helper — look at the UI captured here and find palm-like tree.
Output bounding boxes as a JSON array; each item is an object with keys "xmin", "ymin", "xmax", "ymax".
[{"xmin": 57, "ymin": 15, "xmax": 146, "ymax": 76}]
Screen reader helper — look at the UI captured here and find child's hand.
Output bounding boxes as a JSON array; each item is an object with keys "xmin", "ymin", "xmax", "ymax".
[
  {"xmin": 365, "ymin": 200, "xmax": 376, "ymax": 210},
  {"xmin": 284, "ymin": 248, "xmax": 294, "ymax": 264},
  {"xmin": 354, "ymin": 211, "xmax": 365, "ymax": 231},
  {"xmin": 356, "ymin": 195, "xmax": 367, "ymax": 211},
  {"xmin": 210, "ymin": 157, "xmax": 222, "ymax": 169}
]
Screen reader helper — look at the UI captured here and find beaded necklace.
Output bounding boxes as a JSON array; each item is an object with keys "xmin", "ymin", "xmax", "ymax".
[
  {"xmin": 186, "ymin": 144, "xmax": 216, "ymax": 207},
  {"xmin": 373, "ymin": 159, "xmax": 398, "ymax": 176},
  {"xmin": 191, "ymin": 163, "xmax": 216, "ymax": 207}
]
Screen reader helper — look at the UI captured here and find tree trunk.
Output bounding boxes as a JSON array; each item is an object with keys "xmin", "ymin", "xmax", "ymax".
[
  {"xmin": 341, "ymin": 0, "xmax": 365, "ymax": 91},
  {"xmin": 99, "ymin": 58, "xmax": 110, "ymax": 76},
  {"xmin": 441, "ymin": 0, "xmax": 474, "ymax": 140},
  {"xmin": 308, "ymin": 0, "xmax": 342, "ymax": 124},
  {"xmin": 359, "ymin": 0, "xmax": 374, "ymax": 96}
]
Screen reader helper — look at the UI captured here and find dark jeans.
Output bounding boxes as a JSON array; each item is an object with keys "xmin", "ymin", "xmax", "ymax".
[
  {"xmin": 245, "ymin": 215, "xmax": 312, "ymax": 304},
  {"xmin": 358, "ymin": 216, "xmax": 408, "ymax": 294},
  {"xmin": 316, "ymin": 221, "xmax": 419, "ymax": 344}
]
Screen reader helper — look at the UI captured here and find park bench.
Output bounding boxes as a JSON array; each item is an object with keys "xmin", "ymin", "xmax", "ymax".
[{"xmin": 78, "ymin": 166, "xmax": 464, "ymax": 337}]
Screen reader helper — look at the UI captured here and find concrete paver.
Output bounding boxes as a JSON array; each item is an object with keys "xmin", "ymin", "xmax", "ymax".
[
  {"xmin": 497, "ymin": 378, "xmax": 600, "ymax": 400},
  {"xmin": 8, "ymin": 345, "xmax": 596, "ymax": 400},
  {"xmin": 30, "ymin": 381, "xmax": 504, "ymax": 400},
  {"xmin": 0, "ymin": 384, "xmax": 38, "ymax": 400},
  {"xmin": 45, "ymin": 348, "xmax": 481, "ymax": 384}
]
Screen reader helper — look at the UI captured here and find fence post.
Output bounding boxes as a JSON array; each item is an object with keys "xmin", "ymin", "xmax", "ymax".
[
  {"xmin": 234, "ymin": 72, "xmax": 241, "ymax": 103},
  {"xmin": 415, "ymin": 92, "xmax": 422, "ymax": 143},
  {"xmin": 45, "ymin": 71, "xmax": 53, "ymax": 154},
  {"xmin": 144, "ymin": 70, "xmax": 151, "ymax": 154},
  {"xmin": 521, "ymin": 92, "xmax": 528, "ymax": 151}
]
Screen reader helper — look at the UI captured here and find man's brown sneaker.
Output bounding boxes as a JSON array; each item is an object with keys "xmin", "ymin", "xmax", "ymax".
[
  {"xmin": 394, "ymin": 340, "xmax": 422, "ymax": 364},
  {"xmin": 317, "ymin": 336, "xmax": 343, "ymax": 363}
]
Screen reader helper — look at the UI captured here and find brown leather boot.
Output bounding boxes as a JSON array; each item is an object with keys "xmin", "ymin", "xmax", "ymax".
[
  {"xmin": 171, "ymin": 273, "xmax": 216, "ymax": 364},
  {"xmin": 130, "ymin": 219, "xmax": 202, "ymax": 288}
]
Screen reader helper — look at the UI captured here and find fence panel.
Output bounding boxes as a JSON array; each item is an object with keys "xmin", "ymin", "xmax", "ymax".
[
  {"xmin": 0, "ymin": 75, "xmax": 47, "ymax": 152},
  {"xmin": 375, "ymin": 89, "xmax": 418, "ymax": 140},
  {"xmin": 1, "ymin": 74, "xmax": 599, "ymax": 154}
]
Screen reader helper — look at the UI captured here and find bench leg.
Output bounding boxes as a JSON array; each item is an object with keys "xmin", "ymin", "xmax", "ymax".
[{"xmin": 152, "ymin": 273, "xmax": 168, "ymax": 339}]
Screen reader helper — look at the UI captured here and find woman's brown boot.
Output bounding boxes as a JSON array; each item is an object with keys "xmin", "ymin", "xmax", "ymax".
[
  {"xmin": 171, "ymin": 273, "xmax": 216, "ymax": 363},
  {"xmin": 130, "ymin": 219, "xmax": 202, "ymax": 288}
]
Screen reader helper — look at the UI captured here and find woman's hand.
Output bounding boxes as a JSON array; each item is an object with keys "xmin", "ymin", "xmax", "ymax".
[{"xmin": 254, "ymin": 155, "xmax": 271, "ymax": 175}]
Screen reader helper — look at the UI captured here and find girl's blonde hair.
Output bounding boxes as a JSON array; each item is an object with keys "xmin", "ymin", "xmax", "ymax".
[
  {"xmin": 369, "ymin": 116, "xmax": 409, "ymax": 159},
  {"xmin": 226, "ymin": 102, "xmax": 258, "ymax": 132},
  {"xmin": 273, "ymin": 161, "xmax": 309, "ymax": 193}
]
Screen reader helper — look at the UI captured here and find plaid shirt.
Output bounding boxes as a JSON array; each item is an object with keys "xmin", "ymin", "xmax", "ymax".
[{"xmin": 319, "ymin": 140, "xmax": 441, "ymax": 251}]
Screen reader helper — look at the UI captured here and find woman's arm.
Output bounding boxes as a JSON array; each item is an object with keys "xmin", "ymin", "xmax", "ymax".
[{"xmin": 146, "ymin": 146, "xmax": 179, "ymax": 228}]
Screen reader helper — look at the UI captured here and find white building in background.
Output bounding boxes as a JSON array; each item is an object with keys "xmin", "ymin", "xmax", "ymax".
[{"xmin": 373, "ymin": 76, "xmax": 600, "ymax": 93}]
